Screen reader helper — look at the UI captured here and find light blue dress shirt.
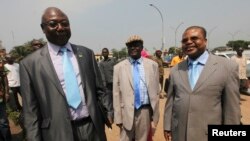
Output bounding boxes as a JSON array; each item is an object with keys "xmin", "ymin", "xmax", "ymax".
[
  {"xmin": 48, "ymin": 42, "xmax": 89, "ymax": 120},
  {"xmin": 188, "ymin": 51, "xmax": 209, "ymax": 87},
  {"xmin": 129, "ymin": 57, "xmax": 149, "ymax": 106}
]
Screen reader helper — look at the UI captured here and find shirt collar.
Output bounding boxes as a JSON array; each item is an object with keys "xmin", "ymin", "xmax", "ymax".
[
  {"xmin": 129, "ymin": 57, "xmax": 143, "ymax": 64},
  {"xmin": 188, "ymin": 50, "xmax": 209, "ymax": 66},
  {"xmin": 48, "ymin": 42, "xmax": 72, "ymax": 55}
]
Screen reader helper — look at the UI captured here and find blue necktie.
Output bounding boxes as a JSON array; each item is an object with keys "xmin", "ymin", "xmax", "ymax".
[
  {"xmin": 189, "ymin": 61, "xmax": 199, "ymax": 89},
  {"xmin": 133, "ymin": 60, "xmax": 141, "ymax": 109},
  {"xmin": 61, "ymin": 47, "xmax": 81, "ymax": 109}
]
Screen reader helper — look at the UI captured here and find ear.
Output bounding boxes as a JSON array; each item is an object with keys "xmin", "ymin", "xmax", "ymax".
[
  {"xmin": 40, "ymin": 24, "xmax": 46, "ymax": 33},
  {"xmin": 40, "ymin": 24, "xmax": 44, "ymax": 29}
]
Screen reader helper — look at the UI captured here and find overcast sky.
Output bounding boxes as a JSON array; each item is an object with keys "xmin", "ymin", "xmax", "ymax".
[{"xmin": 0, "ymin": 0, "xmax": 249, "ymax": 54}]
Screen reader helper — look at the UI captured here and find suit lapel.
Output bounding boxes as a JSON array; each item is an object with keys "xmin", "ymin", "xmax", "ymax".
[
  {"xmin": 71, "ymin": 44, "xmax": 87, "ymax": 95},
  {"xmin": 143, "ymin": 58, "xmax": 150, "ymax": 88},
  {"xmin": 193, "ymin": 55, "xmax": 217, "ymax": 90},
  {"xmin": 178, "ymin": 60, "xmax": 191, "ymax": 90},
  {"xmin": 71, "ymin": 44, "xmax": 86, "ymax": 86},
  {"xmin": 124, "ymin": 59, "xmax": 133, "ymax": 88},
  {"xmin": 40, "ymin": 46, "xmax": 64, "ymax": 95}
]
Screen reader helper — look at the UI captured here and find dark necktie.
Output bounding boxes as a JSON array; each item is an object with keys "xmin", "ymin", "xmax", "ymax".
[
  {"xmin": 133, "ymin": 60, "xmax": 141, "ymax": 109},
  {"xmin": 61, "ymin": 47, "xmax": 81, "ymax": 109}
]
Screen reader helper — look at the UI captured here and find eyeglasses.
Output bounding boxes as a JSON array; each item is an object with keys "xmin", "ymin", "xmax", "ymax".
[
  {"xmin": 127, "ymin": 42, "xmax": 143, "ymax": 48},
  {"xmin": 181, "ymin": 36, "xmax": 201, "ymax": 44},
  {"xmin": 42, "ymin": 20, "xmax": 70, "ymax": 28}
]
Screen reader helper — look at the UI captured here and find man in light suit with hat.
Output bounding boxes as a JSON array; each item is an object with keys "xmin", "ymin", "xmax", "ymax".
[{"xmin": 113, "ymin": 35, "xmax": 160, "ymax": 141}]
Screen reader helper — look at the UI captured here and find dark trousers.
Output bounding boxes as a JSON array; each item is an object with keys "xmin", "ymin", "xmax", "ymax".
[
  {"xmin": 71, "ymin": 117, "xmax": 105, "ymax": 141},
  {"xmin": 0, "ymin": 102, "xmax": 11, "ymax": 141},
  {"xmin": 106, "ymin": 83, "xmax": 113, "ymax": 100},
  {"xmin": 8, "ymin": 87, "xmax": 22, "ymax": 111}
]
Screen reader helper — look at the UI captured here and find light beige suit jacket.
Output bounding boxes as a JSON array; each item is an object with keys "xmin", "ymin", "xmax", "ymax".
[
  {"xmin": 113, "ymin": 57, "xmax": 160, "ymax": 130},
  {"xmin": 164, "ymin": 54, "xmax": 241, "ymax": 141}
]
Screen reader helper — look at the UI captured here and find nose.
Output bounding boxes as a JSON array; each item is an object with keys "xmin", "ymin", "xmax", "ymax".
[{"xmin": 57, "ymin": 23, "xmax": 64, "ymax": 30}]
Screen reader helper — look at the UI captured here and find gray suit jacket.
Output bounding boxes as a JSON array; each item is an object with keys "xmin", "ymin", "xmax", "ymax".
[
  {"xmin": 20, "ymin": 44, "xmax": 112, "ymax": 141},
  {"xmin": 164, "ymin": 54, "xmax": 241, "ymax": 141},
  {"xmin": 113, "ymin": 58, "xmax": 160, "ymax": 130}
]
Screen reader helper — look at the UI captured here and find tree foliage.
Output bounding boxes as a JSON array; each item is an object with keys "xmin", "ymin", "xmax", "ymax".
[
  {"xmin": 111, "ymin": 47, "xmax": 128, "ymax": 59},
  {"xmin": 9, "ymin": 38, "xmax": 46, "ymax": 62},
  {"xmin": 168, "ymin": 46, "xmax": 180, "ymax": 55},
  {"xmin": 226, "ymin": 40, "xmax": 250, "ymax": 50}
]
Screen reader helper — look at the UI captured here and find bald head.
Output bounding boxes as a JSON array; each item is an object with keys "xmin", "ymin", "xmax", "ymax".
[
  {"xmin": 40, "ymin": 7, "xmax": 71, "ymax": 46},
  {"xmin": 41, "ymin": 7, "xmax": 68, "ymax": 24}
]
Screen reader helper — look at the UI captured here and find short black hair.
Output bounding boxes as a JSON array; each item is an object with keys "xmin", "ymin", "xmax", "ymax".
[
  {"xmin": 102, "ymin": 48, "xmax": 109, "ymax": 53},
  {"xmin": 185, "ymin": 26, "xmax": 207, "ymax": 38}
]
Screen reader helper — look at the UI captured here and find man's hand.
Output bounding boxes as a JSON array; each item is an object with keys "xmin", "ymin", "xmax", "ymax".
[
  {"xmin": 164, "ymin": 130, "xmax": 172, "ymax": 141},
  {"xmin": 116, "ymin": 123, "xmax": 123, "ymax": 129},
  {"xmin": 151, "ymin": 122, "xmax": 156, "ymax": 136}
]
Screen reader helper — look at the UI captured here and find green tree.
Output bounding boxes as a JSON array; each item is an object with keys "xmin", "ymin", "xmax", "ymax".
[
  {"xmin": 9, "ymin": 45, "xmax": 32, "ymax": 62},
  {"xmin": 9, "ymin": 38, "xmax": 46, "ymax": 62},
  {"xmin": 111, "ymin": 48, "xmax": 119, "ymax": 59},
  {"xmin": 111, "ymin": 47, "xmax": 128, "ymax": 59},
  {"xmin": 168, "ymin": 47, "xmax": 179, "ymax": 55},
  {"xmin": 226, "ymin": 40, "xmax": 250, "ymax": 50}
]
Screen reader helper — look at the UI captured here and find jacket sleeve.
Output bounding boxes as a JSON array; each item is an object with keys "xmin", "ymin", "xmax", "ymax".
[
  {"xmin": 113, "ymin": 64, "xmax": 122, "ymax": 124},
  {"xmin": 20, "ymin": 61, "xmax": 42, "ymax": 141},
  {"xmin": 92, "ymin": 52, "xmax": 113, "ymax": 119},
  {"xmin": 223, "ymin": 61, "xmax": 241, "ymax": 124},
  {"xmin": 163, "ymin": 69, "xmax": 174, "ymax": 131}
]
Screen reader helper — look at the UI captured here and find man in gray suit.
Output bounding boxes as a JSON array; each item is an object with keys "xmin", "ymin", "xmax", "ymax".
[
  {"xmin": 20, "ymin": 7, "xmax": 113, "ymax": 141},
  {"xmin": 164, "ymin": 26, "xmax": 241, "ymax": 141},
  {"xmin": 113, "ymin": 35, "xmax": 160, "ymax": 141}
]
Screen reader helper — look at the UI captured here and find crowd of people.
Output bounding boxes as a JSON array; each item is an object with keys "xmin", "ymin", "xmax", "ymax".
[
  {"xmin": 0, "ymin": 6, "xmax": 244, "ymax": 141},
  {"xmin": 0, "ymin": 38, "xmax": 44, "ymax": 141}
]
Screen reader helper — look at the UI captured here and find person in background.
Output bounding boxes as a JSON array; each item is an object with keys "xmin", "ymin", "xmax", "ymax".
[
  {"xmin": 0, "ymin": 47, "xmax": 7, "ymax": 63},
  {"xmin": 113, "ymin": 35, "xmax": 159, "ymax": 141},
  {"xmin": 152, "ymin": 50, "xmax": 165, "ymax": 98},
  {"xmin": 164, "ymin": 49, "xmax": 186, "ymax": 93},
  {"xmin": 169, "ymin": 49, "xmax": 186, "ymax": 67},
  {"xmin": 231, "ymin": 47, "xmax": 250, "ymax": 95},
  {"xmin": 99, "ymin": 48, "xmax": 116, "ymax": 99},
  {"xmin": 0, "ymin": 58, "xmax": 11, "ymax": 141},
  {"xmin": 164, "ymin": 26, "xmax": 241, "ymax": 141},
  {"xmin": 4, "ymin": 55, "xmax": 22, "ymax": 112},
  {"xmin": 141, "ymin": 48, "xmax": 151, "ymax": 58},
  {"xmin": 20, "ymin": 7, "xmax": 113, "ymax": 141},
  {"xmin": 31, "ymin": 39, "xmax": 44, "ymax": 51}
]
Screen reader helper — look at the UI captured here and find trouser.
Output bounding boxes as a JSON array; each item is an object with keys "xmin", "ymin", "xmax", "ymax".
[
  {"xmin": 71, "ymin": 116, "xmax": 106, "ymax": 141},
  {"xmin": 8, "ymin": 87, "xmax": 22, "ymax": 111},
  {"xmin": 240, "ymin": 79, "xmax": 248, "ymax": 92},
  {"xmin": 159, "ymin": 75, "xmax": 164, "ymax": 91},
  {"xmin": 106, "ymin": 83, "xmax": 113, "ymax": 91},
  {"xmin": 0, "ymin": 102, "xmax": 12, "ymax": 141},
  {"xmin": 120, "ymin": 105, "xmax": 151, "ymax": 141},
  {"xmin": 106, "ymin": 82, "xmax": 113, "ymax": 101}
]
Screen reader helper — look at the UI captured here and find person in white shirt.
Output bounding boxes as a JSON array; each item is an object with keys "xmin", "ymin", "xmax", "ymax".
[
  {"xmin": 231, "ymin": 47, "xmax": 249, "ymax": 94},
  {"xmin": 4, "ymin": 55, "xmax": 22, "ymax": 111}
]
